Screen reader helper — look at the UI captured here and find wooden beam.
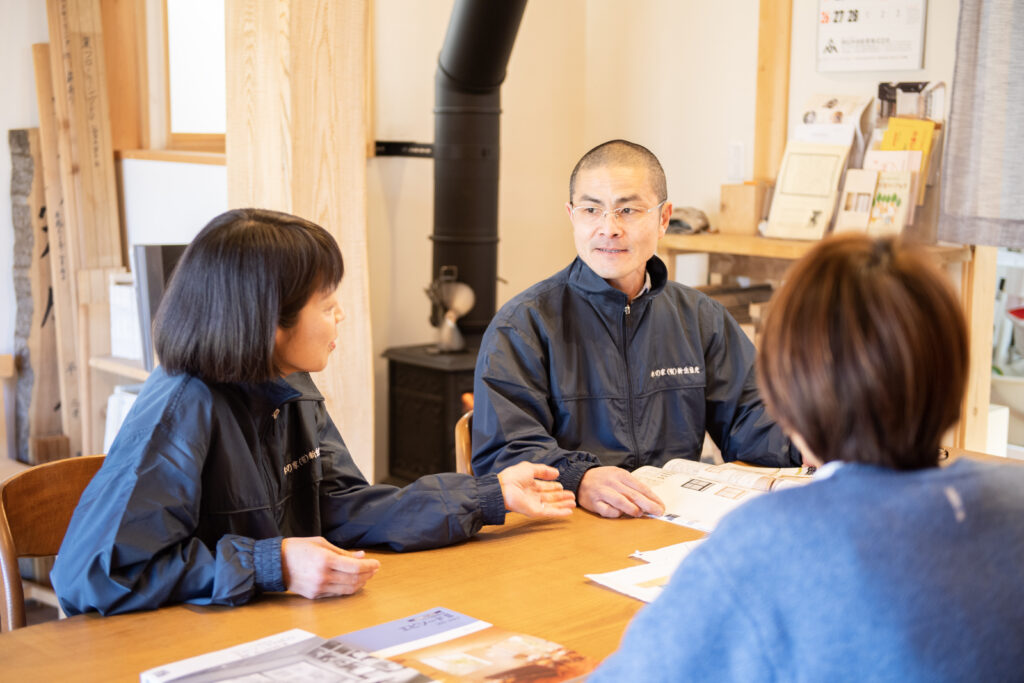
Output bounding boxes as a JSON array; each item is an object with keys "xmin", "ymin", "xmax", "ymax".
[
  {"xmin": 46, "ymin": 0, "xmax": 126, "ymax": 454},
  {"xmin": 32, "ymin": 43, "xmax": 84, "ymax": 459},
  {"xmin": 753, "ymin": 0, "xmax": 792, "ymax": 183},
  {"xmin": 957, "ymin": 245, "xmax": 997, "ymax": 452},
  {"xmin": 226, "ymin": 0, "xmax": 375, "ymax": 477}
]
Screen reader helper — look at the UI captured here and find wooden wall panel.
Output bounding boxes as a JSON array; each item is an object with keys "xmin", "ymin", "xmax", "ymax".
[
  {"xmin": 226, "ymin": 0, "xmax": 375, "ymax": 476},
  {"xmin": 46, "ymin": 0, "xmax": 126, "ymax": 454},
  {"xmin": 32, "ymin": 44, "xmax": 84, "ymax": 459}
]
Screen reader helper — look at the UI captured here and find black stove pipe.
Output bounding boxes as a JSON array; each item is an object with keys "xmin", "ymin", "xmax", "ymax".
[{"xmin": 432, "ymin": 0, "xmax": 527, "ymax": 339}]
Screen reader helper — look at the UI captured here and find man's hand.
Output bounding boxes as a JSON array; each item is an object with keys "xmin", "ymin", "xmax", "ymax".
[
  {"xmin": 578, "ymin": 466, "xmax": 665, "ymax": 518},
  {"xmin": 280, "ymin": 536, "xmax": 381, "ymax": 599},
  {"xmin": 497, "ymin": 462, "xmax": 576, "ymax": 518}
]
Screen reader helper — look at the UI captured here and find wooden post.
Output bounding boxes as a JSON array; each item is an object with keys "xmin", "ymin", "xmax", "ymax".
[
  {"xmin": 226, "ymin": 0, "xmax": 375, "ymax": 477},
  {"xmin": 957, "ymin": 245, "xmax": 997, "ymax": 452},
  {"xmin": 9, "ymin": 130, "xmax": 69, "ymax": 465},
  {"xmin": 46, "ymin": 0, "xmax": 126, "ymax": 454},
  {"xmin": 32, "ymin": 44, "xmax": 83, "ymax": 460},
  {"xmin": 100, "ymin": 0, "xmax": 145, "ymax": 153},
  {"xmin": 753, "ymin": 0, "xmax": 792, "ymax": 183}
]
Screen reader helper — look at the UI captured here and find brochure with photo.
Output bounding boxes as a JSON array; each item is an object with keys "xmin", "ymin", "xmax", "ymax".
[{"xmin": 336, "ymin": 608, "xmax": 596, "ymax": 683}]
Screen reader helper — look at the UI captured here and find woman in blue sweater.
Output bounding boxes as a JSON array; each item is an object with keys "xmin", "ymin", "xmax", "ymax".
[
  {"xmin": 593, "ymin": 234, "xmax": 1024, "ymax": 680},
  {"xmin": 52, "ymin": 208, "xmax": 574, "ymax": 615}
]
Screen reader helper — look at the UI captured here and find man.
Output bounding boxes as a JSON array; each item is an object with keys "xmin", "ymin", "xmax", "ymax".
[{"xmin": 472, "ymin": 140, "xmax": 797, "ymax": 518}]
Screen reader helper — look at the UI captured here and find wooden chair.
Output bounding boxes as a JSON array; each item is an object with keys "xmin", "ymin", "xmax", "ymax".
[
  {"xmin": 0, "ymin": 455, "xmax": 104, "ymax": 631},
  {"xmin": 455, "ymin": 410, "xmax": 474, "ymax": 475}
]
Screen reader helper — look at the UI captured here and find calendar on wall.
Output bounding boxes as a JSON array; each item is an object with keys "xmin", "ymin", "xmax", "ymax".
[{"xmin": 817, "ymin": 0, "xmax": 927, "ymax": 72}]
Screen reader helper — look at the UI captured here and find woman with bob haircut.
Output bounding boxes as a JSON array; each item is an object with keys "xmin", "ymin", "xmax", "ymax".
[
  {"xmin": 52, "ymin": 208, "xmax": 575, "ymax": 615},
  {"xmin": 593, "ymin": 234, "xmax": 1024, "ymax": 680}
]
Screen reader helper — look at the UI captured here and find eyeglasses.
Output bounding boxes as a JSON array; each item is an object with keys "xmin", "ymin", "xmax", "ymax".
[{"xmin": 569, "ymin": 201, "xmax": 667, "ymax": 228}]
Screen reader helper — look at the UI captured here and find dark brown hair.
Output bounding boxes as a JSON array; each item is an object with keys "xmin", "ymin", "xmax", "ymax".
[
  {"xmin": 757, "ymin": 234, "xmax": 967, "ymax": 469},
  {"xmin": 569, "ymin": 139, "xmax": 667, "ymax": 203},
  {"xmin": 153, "ymin": 208, "xmax": 344, "ymax": 383}
]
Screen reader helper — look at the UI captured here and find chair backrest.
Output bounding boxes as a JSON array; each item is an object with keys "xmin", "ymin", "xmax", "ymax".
[
  {"xmin": 454, "ymin": 410, "xmax": 473, "ymax": 476},
  {"xmin": 0, "ymin": 455, "xmax": 104, "ymax": 632}
]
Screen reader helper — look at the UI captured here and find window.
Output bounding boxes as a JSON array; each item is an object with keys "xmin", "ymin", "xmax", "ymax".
[{"xmin": 165, "ymin": 0, "xmax": 225, "ymax": 151}]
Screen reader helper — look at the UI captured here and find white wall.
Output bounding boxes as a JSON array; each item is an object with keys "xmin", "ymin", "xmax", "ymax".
[
  {"xmin": 121, "ymin": 159, "xmax": 227, "ymax": 247},
  {"xmin": 584, "ymin": 0, "xmax": 761, "ymax": 221},
  {"xmin": 0, "ymin": 0, "xmax": 50, "ymax": 460},
  {"xmin": 368, "ymin": 0, "xmax": 584, "ymax": 477},
  {"xmin": 582, "ymin": 0, "xmax": 960, "ymax": 223}
]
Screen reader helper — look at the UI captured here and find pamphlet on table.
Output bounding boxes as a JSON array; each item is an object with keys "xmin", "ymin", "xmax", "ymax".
[
  {"xmin": 632, "ymin": 459, "xmax": 814, "ymax": 532},
  {"xmin": 585, "ymin": 539, "xmax": 705, "ymax": 603},
  {"xmin": 140, "ymin": 607, "xmax": 595, "ymax": 682}
]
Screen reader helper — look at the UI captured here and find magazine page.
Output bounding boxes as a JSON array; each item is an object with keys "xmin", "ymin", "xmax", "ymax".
[
  {"xmin": 661, "ymin": 460, "xmax": 813, "ymax": 492},
  {"xmin": 633, "ymin": 461, "xmax": 813, "ymax": 532},
  {"xmin": 140, "ymin": 629, "xmax": 431, "ymax": 683},
  {"xmin": 336, "ymin": 608, "xmax": 595, "ymax": 683}
]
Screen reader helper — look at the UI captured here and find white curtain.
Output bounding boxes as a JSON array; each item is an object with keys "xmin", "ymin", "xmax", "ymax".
[{"xmin": 938, "ymin": 0, "xmax": 1024, "ymax": 246}]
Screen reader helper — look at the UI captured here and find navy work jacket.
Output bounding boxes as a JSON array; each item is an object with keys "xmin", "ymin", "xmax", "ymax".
[
  {"xmin": 472, "ymin": 256, "xmax": 797, "ymax": 493},
  {"xmin": 52, "ymin": 368, "xmax": 505, "ymax": 615}
]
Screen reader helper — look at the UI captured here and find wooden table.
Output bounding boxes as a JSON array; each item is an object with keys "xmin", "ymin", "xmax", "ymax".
[{"xmin": 0, "ymin": 511, "xmax": 700, "ymax": 681}]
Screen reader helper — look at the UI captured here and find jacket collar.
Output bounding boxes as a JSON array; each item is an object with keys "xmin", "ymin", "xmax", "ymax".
[
  {"xmin": 237, "ymin": 372, "xmax": 321, "ymax": 416},
  {"xmin": 567, "ymin": 254, "xmax": 669, "ymax": 307}
]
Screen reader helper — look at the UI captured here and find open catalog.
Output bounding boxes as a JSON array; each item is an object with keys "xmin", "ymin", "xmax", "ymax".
[
  {"xmin": 632, "ymin": 459, "xmax": 815, "ymax": 532},
  {"xmin": 141, "ymin": 608, "xmax": 594, "ymax": 683}
]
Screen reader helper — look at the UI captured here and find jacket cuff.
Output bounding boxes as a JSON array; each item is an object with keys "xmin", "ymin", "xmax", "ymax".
[
  {"xmin": 560, "ymin": 459, "xmax": 599, "ymax": 495},
  {"xmin": 254, "ymin": 536, "xmax": 286, "ymax": 593},
  {"xmin": 477, "ymin": 473, "xmax": 507, "ymax": 525}
]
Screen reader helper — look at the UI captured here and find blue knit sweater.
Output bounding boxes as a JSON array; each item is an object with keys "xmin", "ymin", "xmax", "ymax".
[{"xmin": 592, "ymin": 459, "xmax": 1024, "ymax": 681}]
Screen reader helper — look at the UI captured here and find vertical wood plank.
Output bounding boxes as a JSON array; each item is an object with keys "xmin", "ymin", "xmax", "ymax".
[
  {"xmin": 226, "ymin": 0, "xmax": 375, "ymax": 477},
  {"xmin": 753, "ymin": 0, "xmax": 792, "ymax": 183},
  {"xmin": 46, "ymin": 0, "xmax": 126, "ymax": 454},
  {"xmin": 225, "ymin": 0, "xmax": 293, "ymax": 211},
  {"xmin": 100, "ymin": 0, "xmax": 144, "ymax": 151},
  {"xmin": 10, "ymin": 130, "xmax": 64, "ymax": 463},
  {"xmin": 140, "ymin": 0, "xmax": 167, "ymax": 149},
  {"xmin": 32, "ymin": 44, "xmax": 84, "ymax": 459},
  {"xmin": 957, "ymin": 245, "xmax": 996, "ymax": 452},
  {"xmin": 46, "ymin": 0, "xmax": 123, "ymax": 269}
]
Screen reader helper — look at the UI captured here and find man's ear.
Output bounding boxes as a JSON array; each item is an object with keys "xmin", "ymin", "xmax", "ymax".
[
  {"xmin": 565, "ymin": 201, "xmax": 574, "ymax": 220},
  {"xmin": 658, "ymin": 201, "xmax": 673, "ymax": 237}
]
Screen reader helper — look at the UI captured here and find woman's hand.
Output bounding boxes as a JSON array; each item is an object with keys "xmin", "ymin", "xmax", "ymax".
[
  {"xmin": 280, "ymin": 536, "xmax": 381, "ymax": 599},
  {"xmin": 496, "ymin": 462, "xmax": 576, "ymax": 518}
]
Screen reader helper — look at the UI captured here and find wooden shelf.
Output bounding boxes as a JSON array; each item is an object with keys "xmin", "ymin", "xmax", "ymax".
[
  {"xmin": 660, "ymin": 232, "xmax": 972, "ymax": 265},
  {"xmin": 658, "ymin": 231, "xmax": 994, "ymax": 454},
  {"xmin": 88, "ymin": 356, "xmax": 150, "ymax": 382}
]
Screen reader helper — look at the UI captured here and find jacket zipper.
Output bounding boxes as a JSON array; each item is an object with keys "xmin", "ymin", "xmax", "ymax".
[{"xmin": 623, "ymin": 303, "xmax": 640, "ymax": 467}]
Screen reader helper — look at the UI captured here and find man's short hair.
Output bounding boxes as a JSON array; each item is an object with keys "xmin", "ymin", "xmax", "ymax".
[
  {"xmin": 154, "ymin": 208, "xmax": 344, "ymax": 384},
  {"xmin": 569, "ymin": 139, "xmax": 667, "ymax": 203},
  {"xmin": 757, "ymin": 234, "xmax": 966, "ymax": 470}
]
